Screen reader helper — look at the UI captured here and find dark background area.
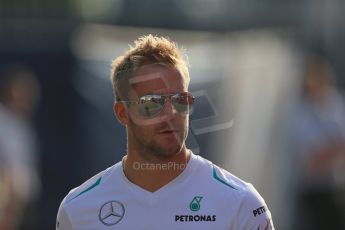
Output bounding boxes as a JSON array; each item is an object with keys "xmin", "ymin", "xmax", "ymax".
[{"xmin": 1, "ymin": 0, "xmax": 345, "ymax": 229}]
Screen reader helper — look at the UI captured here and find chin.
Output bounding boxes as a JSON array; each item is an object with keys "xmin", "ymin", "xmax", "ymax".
[{"xmin": 152, "ymin": 144, "xmax": 183, "ymax": 158}]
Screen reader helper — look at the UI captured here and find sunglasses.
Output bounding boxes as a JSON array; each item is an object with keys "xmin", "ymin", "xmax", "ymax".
[{"xmin": 121, "ymin": 92, "xmax": 195, "ymax": 118}]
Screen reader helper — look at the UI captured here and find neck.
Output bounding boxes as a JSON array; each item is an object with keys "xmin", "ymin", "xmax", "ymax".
[{"xmin": 122, "ymin": 146, "xmax": 191, "ymax": 192}]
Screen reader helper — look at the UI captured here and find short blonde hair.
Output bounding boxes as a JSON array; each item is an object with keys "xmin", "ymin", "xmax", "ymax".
[{"xmin": 111, "ymin": 35, "xmax": 189, "ymax": 101}]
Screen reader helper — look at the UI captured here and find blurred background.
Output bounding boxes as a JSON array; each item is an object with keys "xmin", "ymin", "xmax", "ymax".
[{"xmin": 1, "ymin": 0, "xmax": 345, "ymax": 229}]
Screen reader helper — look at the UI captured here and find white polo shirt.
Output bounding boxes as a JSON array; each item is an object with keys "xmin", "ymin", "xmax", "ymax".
[{"xmin": 57, "ymin": 153, "xmax": 274, "ymax": 229}]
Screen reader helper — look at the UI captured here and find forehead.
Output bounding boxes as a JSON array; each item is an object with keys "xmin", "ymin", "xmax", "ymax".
[{"xmin": 128, "ymin": 64, "xmax": 187, "ymax": 97}]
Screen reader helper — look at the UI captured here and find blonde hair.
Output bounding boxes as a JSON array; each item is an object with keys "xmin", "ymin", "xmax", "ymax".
[{"xmin": 111, "ymin": 35, "xmax": 189, "ymax": 101}]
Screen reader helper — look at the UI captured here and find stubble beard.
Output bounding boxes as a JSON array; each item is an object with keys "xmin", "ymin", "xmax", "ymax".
[{"xmin": 129, "ymin": 117, "xmax": 188, "ymax": 160}]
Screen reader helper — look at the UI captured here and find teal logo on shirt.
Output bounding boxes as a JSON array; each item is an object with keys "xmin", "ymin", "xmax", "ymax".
[
  {"xmin": 175, "ymin": 196, "xmax": 216, "ymax": 222},
  {"xmin": 189, "ymin": 196, "xmax": 203, "ymax": 211}
]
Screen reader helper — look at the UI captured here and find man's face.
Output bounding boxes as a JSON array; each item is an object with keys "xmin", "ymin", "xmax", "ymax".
[{"xmin": 126, "ymin": 64, "xmax": 190, "ymax": 159}]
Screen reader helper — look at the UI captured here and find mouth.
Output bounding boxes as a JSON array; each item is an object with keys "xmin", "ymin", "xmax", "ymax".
[
  {"xmin": 158, "ymin": 129, "xmax": 178, "ymax": 134},
  {"xmin": 157, "ymin": 129, "xmax": 183, "ymax": 143}
]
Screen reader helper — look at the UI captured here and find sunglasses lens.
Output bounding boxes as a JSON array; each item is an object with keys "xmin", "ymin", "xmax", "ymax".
[
  {"xmin": 137, "ymin": 95, "xmax": 164, "ymax": 117},
  {"xmin": 136, "ymin": 93, "xmax": 195, "ymax": 118},
  {"xmin": 172, "ymin": 93, "xmax": 195, "ymax": 114}
]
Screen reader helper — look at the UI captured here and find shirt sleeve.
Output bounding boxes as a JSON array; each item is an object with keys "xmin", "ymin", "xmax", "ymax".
[
  {"xmin": 237, "ymin": 183, "xmax": 275, "ymax": 230},
  {"xmin": 56, "ymin": 203, "xmax": 74, "ymax": 230}
]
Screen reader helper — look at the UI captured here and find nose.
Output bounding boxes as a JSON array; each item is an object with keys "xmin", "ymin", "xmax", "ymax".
[{"xmin": 162, "ymin": 98, "xmax": 178, "ymax": 117}]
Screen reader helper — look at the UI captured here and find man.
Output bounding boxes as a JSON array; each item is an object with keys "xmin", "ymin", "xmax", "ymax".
[
  {"xmin": 0, "ymin": 64, "xmax": 41, "ymax": 229},
  {"xmin": 57, "ymin": 35, "xmax": 274, "ymax": 229},
  {"xmin": 293, "ymin": 54, "xmax": 345, "ymax": 229}
]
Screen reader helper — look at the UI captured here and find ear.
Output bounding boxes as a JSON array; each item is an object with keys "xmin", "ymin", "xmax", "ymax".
[{"xmin": 114, "ymin": 102, "xmax": 128, "ymax": 126}]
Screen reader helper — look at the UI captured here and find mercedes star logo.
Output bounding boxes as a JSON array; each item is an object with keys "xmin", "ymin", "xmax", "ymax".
[{"xmin": 98, "ymin": 200, "xmax": 125, "ymax": 226}]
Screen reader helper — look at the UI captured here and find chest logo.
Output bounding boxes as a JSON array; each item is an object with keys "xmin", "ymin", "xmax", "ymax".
[
  {"xmin": 99, "ymin": 201, "xmax": 125, "ymax": 226},
  {"xmin": 189, "ymin": 196, "xmax": 203, "ymax": 211}
]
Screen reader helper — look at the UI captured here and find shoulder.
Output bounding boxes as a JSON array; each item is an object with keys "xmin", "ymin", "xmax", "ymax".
[
  {"xmin": 56, "ymin": 164, "xmax": 117, "ymax": 229},
  {"xmin": 194, "ymin": 154, "xmax": 275, "ymax": 229},
  {"xmin": 64, "ymin": 171, "xmax": 105, "ymax": 205},
  {"xmin": 66, "ymin": 163, "xmax": 119, "ymax": 204},
  {"xmin": 194, "ymin": 154, "xmax": 268, "ymax": 203},
  {"xmin": 194, "ymin": 154, "xmax": 253, "ymax": 193}
]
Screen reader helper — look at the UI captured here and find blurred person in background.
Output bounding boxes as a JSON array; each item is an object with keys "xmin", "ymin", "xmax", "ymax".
[
  {"xmin": 293, "ymin": 53, "xmax": 345, "ymax": 229},
  {"xmin": 0, "ymin": 64, "xmax": 41, "ymax": 229}
]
